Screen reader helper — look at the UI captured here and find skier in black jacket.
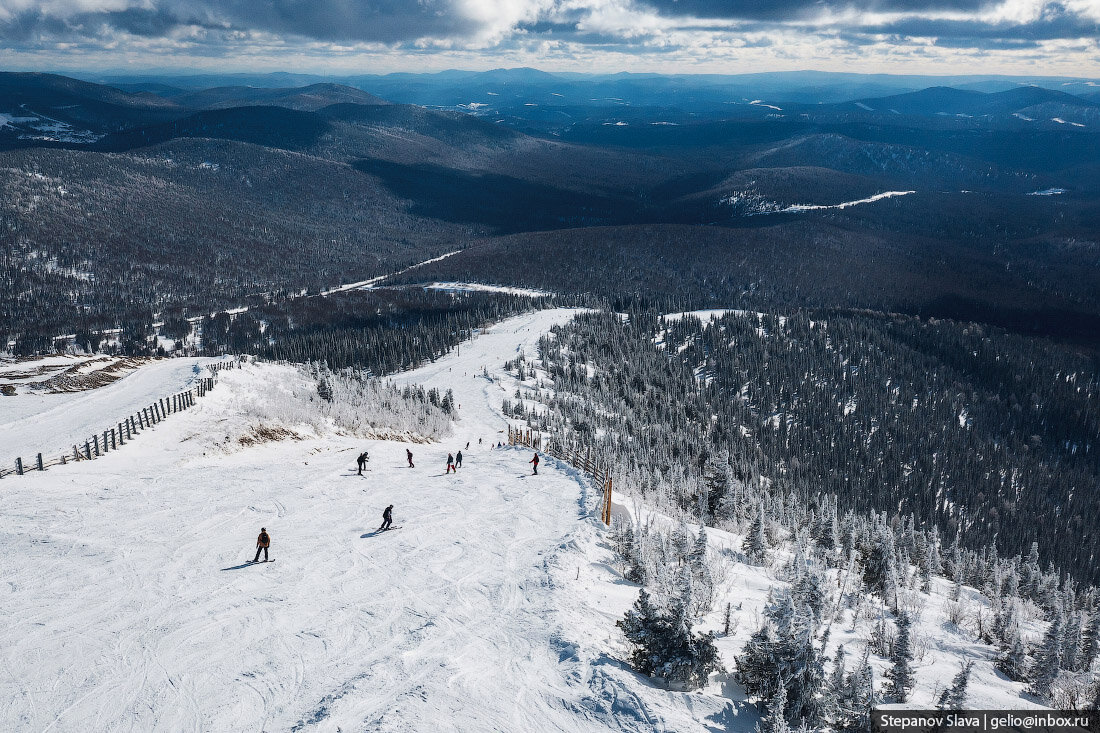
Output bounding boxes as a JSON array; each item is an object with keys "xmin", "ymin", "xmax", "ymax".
[{"xmin": 380, "ymin": 505, "xmax": 393, "ymax": 531}]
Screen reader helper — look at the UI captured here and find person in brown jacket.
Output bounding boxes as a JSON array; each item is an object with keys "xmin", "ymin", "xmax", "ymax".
[{"xmin": 253, "ymin": 527, "xmax": 271, "ymax": 562}]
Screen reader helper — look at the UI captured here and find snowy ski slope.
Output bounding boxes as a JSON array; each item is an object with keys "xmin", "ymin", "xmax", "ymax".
[
  {"xmin": 0, "ymin": 356, "xmax": 218, "ymax": 465},
  {"xmin": 0, "ymin": 310, "xmax": 729, "ymax": 732},
  {"xmin": 0, "ymin": 308, "xmax": 1046, "ymax": 733}
]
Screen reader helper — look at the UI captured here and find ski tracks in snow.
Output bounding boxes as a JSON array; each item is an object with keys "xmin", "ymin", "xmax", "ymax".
[{"xmin": 0, "ymin": 309, "xmax": 705, "ymax": 732}]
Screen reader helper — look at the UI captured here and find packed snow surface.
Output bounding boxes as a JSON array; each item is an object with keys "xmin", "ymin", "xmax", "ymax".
[
  {"xmin": 0, "ymin": 356, "xmax": 217, "ymax": 465},
  {"xmin": 0, "ymin": 310, "xmax": 727, "ymax": 732}
]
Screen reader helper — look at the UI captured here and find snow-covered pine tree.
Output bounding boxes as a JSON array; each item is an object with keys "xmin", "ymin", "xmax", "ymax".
[
  {"xmin": 937, "ymin": 662, "xmax": 973, "ymax": 710},
  {"xmin": 688, "ymin": 526, "xmax": 715, "ymax": 616},
  {"xmin": 822, "ymin": 644, "xmax": 847, "ymax": 726},
  {"xmin": 1080, "ymin": 609, "xmax": 1100, "ymax": 673},
  {"xmin": 618, "ymin": 589, "xmax": 664, "ymax": 676},
  {"xmin": 671, "ymin": 524, "xmax": 693, "ymax": 565},
  {"xmin": 701, "ymin": 451, "xmax": 734, "ymax": 522},
  {"xmin": 735, "ymin": 588, "xmax": 825, "ymax": 727},
  {"xmin": 760, "ymin": 680, "xmax": 791, "ymax": 733},
  {"xmin": 835, "ymin": 646, "xmax": 875, "ymax": 733},
  {"xmin": 1028, "ymin": 604, "xmax": 1065, "ymax": 701},
  {"xmin": 744, "ymin": 503, "xmax": 769, "ymax": 565},
  {"xmin": 996, "ymin": 624, "xmax": 1030, "ymax": 682},
  {"xmin": 1063, "ymin": 611, "xmax": 1083, "ymax": 673},
  {"xmin": 861, "ymin": 524, "xmax": 897, "ymax": 600},
  {"xmin": 617, "ymin": 587, "xmax": 722, "ymax": 690},
  {"xmin": 884, "ymin": 612, "xmax": 915, "ymax": 703}
]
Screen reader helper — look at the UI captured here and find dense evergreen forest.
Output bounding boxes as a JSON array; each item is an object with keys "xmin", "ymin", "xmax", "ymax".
[
  {"xmin": 217, "ymin": 288, "xmax": 549, "ymax": 375},
  {"xmin": 517, "ymin": 309, "xmax": 1100, "ymax": 584}
]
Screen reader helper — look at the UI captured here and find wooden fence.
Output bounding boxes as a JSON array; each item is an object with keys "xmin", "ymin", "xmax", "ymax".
[
  {"xmin": 0, "ymin": 359, "xmax": 238, "ymax": 479},
  {"xmin": 508, "ymin": 425, "xmax": 613, "ymax": 525}
]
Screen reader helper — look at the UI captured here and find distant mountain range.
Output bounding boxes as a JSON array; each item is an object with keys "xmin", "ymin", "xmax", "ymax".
[{"xmin": 2, "ymin": 69, "xmax": 1099, "ymax": 351}]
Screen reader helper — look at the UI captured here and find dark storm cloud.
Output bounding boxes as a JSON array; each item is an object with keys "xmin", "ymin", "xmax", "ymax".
[
  {"xmin": 0, "ymin": 0, "xmax": 481, "ymax": 44},
  {"xmin": 0, "ymin": 0, "xmax": 1097, "ymax": 56},
  {"xmin": 858, "ymin": 11, "xmax": 1100, "ymax": 41}
]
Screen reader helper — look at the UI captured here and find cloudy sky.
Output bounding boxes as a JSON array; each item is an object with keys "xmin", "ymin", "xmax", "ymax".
[{"xmin": 0, "ymin": 0, "xmax": 1097, "ymax": 75}]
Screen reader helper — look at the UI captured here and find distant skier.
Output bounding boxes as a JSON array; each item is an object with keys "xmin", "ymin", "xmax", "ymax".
[
  {"xmin": 380, "ymin": 505, "xmax": 393, "ymax": 531},
  {"xmin": 253, "ymin": 527, "xmax": 271, "ymax": 562},
  {"xmin": 466, "ymin": 442, "xmax": 470, "ymax": 450},
  {"xmin": 456, "ymin": 450, "xmax": 463, "ymax": 468},
  {"xmin": 447, "ymin": 453, "xmax": 456, "ymax": 474},
  {"xmin": 407, "ymin": 448, "xmax": 414, "ymax": 468},
  {"xmin": 530, "ymin": 453, "xmax": 539, "ymax": 475},
  {"xmin": 357, "ymin": 451, "xmax": 369, "ymax": 475},
  {"xmin": 478, "ymin": 438, "xmax": 482, "ymax": 446}
]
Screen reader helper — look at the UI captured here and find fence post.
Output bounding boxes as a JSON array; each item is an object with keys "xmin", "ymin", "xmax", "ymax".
[
  {"xmin": 61, "ymin": 454, "xmax": 67, "ymax": 465},
  {"xmin": 110, "ymin": 428, "xmax": 117, "ymax": 450},
  {"xmin": 85, "ymin": 441, "xmax": 92, "ymax": 460},
  {"xmin": 103, "ymin": 430, "xmax": 110, "ymax": 452},
  {"xmin": 73, "ymin": 445, "xmax": 80, "ymax": 462},
  {"xmin": 16, "ymin": 457, "xmax": 23, "ymax": 475},
  {"xmin": 93, "ymin": 434, "xmax": 100, "ymax": 457},
  {"xmin": 36, "ymin": 453, "xmax": 44, "ymax": 471}
]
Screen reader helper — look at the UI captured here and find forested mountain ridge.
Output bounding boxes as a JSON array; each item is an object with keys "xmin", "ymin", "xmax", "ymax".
[
  {"xmin": 516, "ymin": 310, "xmax": 1100, "ymax": 582},
  {"xmin": 3, "ymin": 71, "xmax": 1100, "ymax": 353}
]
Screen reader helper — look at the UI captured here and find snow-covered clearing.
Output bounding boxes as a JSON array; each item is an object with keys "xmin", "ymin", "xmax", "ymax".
[
  {"xmin": 0, "ymin": 309, "xmax": 727, "ymax": 732},
  {"xmin": 775, "ymin": 190, "xmax": 915, "ymax": 213},
  {"xmin": 424, "ymin": 281, "xmax": 553, "ymax": 297}
]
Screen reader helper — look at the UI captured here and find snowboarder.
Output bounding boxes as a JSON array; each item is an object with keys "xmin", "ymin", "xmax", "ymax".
[
  {"xmin": 447, "ymin": 453, "xmax": 456, "ymax": 474},
  {"xmin": 466, "ymin": 442, "xmax": 470, "ymax": 449},
  {"xmin": 380, "ymin": 505, "xmax": 393, "ymax": 531},
  {"xmin": 456, "ymin": 450, "xmax": 463, "ymax": 468},
  {"xmin": 530, "ymin": 453, "xmax": 539, "ymax": 475},
  {"xmin": 407, "ymin": 448, "xmax": 414, "ymax": 468},
  {"xmin": 253, "ymin": 527, "xmax": 270, "ymax": 562},
  {"xmin": 357, "ymin": 451, "xmax": 369, "ymax": 475}
]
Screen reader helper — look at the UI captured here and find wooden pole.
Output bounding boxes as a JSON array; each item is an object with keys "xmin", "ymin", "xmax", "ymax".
[
  {"xmin": 36, "ymin": 453, "xmax": 44, "ymax": 471},
  {"xmin": 16, "ymin": 457, "xmax": 23, "ymax": 475}
]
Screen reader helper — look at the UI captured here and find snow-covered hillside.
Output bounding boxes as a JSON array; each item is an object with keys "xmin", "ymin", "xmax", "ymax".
[{"xmin": 0, "ymin": 308, "xmax": 1073, "ymax": 732}]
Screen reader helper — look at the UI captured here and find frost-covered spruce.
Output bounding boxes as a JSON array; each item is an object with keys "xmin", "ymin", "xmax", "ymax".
[
  {"xmin": 937, "ymin": 662, "xmax": 973, "ymax": 710},
  {"xmin": 758, "ymin": 680, "xmax": 791, "ymax": 733},
  {"xmin": 884, "ymin": 611, "xmax": 915, "ymax": 703},
  {"xmin": 996, "ymin": 624, "xmax": 1030, "ymax": 682},
  {"xmin": 1064, "ymin": 611, "xmax": 1084, "ymax": 673},
  {"xmin": 618, "ymin": 589, "xmax": 664, "ymax": 676},
  {"xmin": 617, "ymin": 587, "xmax": 723, "ymax": 689},
  {"xmin": 688, "ymin": 526, "xmax": 715, "ymax": 616},
  {"xmin": 736, "ymin": 588, "xmax": 825, "ymax": 726},
  {"xmin": 1081, "ymin": 609, "xmax": 1100, "ymax": 673},
  {"xmin": 1028, "ymin": 605, "xmax": 1065, "ymax": 701},
  {"xmin": 836, "ymin": 646, "xmax": 875, "ymax": 733},
  {"xmin": 743, "ymin": 503, "xmax": 768, "ymax": 565}
]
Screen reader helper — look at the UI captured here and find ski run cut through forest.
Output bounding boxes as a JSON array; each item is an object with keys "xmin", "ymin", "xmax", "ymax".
[{"xmin": 0, "ymin": 309, "xmax": 1092, "ymax": 732}]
